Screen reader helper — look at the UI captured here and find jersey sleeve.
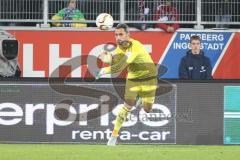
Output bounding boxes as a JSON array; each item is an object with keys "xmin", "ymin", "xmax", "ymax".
[
  {"xmin": 102, "ymin": 55, "xmax": 128, "ymax": 74},
  {"xmin": 101, "ymin": 41, "xmax": 143, "ymax": 75}
]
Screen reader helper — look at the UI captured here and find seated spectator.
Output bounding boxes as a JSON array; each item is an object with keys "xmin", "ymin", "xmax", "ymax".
[
  {"xmin": 127, "ymin": 0, "xmax": 153, "ymax": 30},
  {"xmin": 215, "ymin": 0, "xmax": 232, "ymax": 28},
  {"xmin": 51, "ymin": 0, "xmax": 87, "ymax": 28},
  {"xmin": 153, "ymin": 0, "xmax": 179, "ymax": 32},
  {"xmin": 179, "ymin": 36, "xmax": 213, "ymax": 80}
]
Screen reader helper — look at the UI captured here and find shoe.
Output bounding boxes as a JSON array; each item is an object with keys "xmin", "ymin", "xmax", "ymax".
[{"xmin": 107, "ymin": 135, "xmax": 117, "ymax": 146}]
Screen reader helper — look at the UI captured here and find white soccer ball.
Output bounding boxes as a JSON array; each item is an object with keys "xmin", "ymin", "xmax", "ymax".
[{"xmin": 96, "ymin": 13, "xmax": 114, "ymax": 30}]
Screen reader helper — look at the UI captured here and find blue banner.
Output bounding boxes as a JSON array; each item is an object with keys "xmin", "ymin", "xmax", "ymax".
[{"xmin": 160, "ymin": 32, "xmax": 232, "ymax": 78}]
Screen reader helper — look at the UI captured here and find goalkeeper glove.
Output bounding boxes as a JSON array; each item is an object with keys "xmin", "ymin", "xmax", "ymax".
[{"xmin": 95, "ymin": 68, "xmax": 107, "ymax": 79}]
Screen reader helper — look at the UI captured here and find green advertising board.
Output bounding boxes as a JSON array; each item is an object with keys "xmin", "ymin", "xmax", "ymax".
[{"xmin": 224, "ymin": 86, "xmax": 240, "ymax": 144}]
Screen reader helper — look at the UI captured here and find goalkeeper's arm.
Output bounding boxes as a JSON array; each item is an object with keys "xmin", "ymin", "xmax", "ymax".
[{"xmin": 96, "ymin": 51, "xmax": 137, "ymax": 78}]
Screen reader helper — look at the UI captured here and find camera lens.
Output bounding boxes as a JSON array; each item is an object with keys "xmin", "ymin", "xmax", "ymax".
[{"xmin": 2, "ymin": 39, "xmax": 18, "ymax": 60}]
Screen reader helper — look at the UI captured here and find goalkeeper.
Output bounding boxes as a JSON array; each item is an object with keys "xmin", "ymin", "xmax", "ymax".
[{"xmin": 96, "ymin": 23, "xmax": 157, "ymax": 146}]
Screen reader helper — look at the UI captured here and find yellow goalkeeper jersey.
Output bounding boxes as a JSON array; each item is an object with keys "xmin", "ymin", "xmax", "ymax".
[{"xmin": 103, "ymin": 38, "xmax": 157, "ymax": 80}]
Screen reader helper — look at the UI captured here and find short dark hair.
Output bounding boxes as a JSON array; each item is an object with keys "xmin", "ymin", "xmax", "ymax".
[
  {"xmin": 190, "ymin": 35, "xmax": 201, "ymax": 43},
  {"xmin": 116, "ymin": 23, "xmax": 129, "ymax": 33},
  {"xmin": 67, "ymin": 0, "xmax": 76, "ymax": 6}
]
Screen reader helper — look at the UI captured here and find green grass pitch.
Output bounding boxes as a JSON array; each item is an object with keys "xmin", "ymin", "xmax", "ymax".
[{"xmin": 0, "ymin": 144, "xmax": 240, "ymax": 160}]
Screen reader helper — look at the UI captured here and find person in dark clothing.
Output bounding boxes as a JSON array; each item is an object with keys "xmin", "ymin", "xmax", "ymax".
[{"xmin": 179, "ymin": 35, "xmax": 213, "ymax": 80}]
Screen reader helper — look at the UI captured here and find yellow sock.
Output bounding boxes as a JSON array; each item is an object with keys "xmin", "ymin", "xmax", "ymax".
[{"xmin": 112, "ymin": 105, "xmax": 130, "ymax": 137}]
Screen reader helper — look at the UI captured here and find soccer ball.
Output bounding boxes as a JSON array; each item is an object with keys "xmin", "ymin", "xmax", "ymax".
[{"xmin": 96, "ymin": 13, "xmax": 114, "ymax": 30}]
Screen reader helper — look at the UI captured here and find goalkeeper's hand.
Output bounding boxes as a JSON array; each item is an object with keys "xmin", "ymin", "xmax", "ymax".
[
  {"xmin": 99, "ymin": 51, "xmax": 112, "ymax": 64},
  {"xmin": 95, "ymin": 68, "xmax": 107, "ymax": 79}
]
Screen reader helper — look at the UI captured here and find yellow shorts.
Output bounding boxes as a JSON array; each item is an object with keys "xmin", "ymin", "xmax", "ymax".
[{"xmin": 124, "ymin": 78, "xmax": 157, "ymax": 104}]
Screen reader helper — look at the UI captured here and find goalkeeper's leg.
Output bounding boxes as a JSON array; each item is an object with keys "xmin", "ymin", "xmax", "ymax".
[
  {"xmin": 107, "ymin": 100, "xmax": 135, "ymax": 146},
  {"xmin": 107, "ymin": 79, "xmax": 138, "ymax": 146},
  {"xmin": 140, "ymin": 78, "xmax": 157, "ymax": 113}
]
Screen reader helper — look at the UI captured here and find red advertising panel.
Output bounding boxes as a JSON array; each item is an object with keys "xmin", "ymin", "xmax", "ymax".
[
  {"xmin": 8, "ymin": 30, "xmax": 240, "ymax": 79},
  {"xmin": 9, "ymin": 30, "xmax": 171, "ymax": 77}
]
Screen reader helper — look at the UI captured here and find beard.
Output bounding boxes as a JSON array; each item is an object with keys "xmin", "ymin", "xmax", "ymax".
[{"xmin": 117, "ymin": 40, "xmax": 130, "ymax": 48}]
